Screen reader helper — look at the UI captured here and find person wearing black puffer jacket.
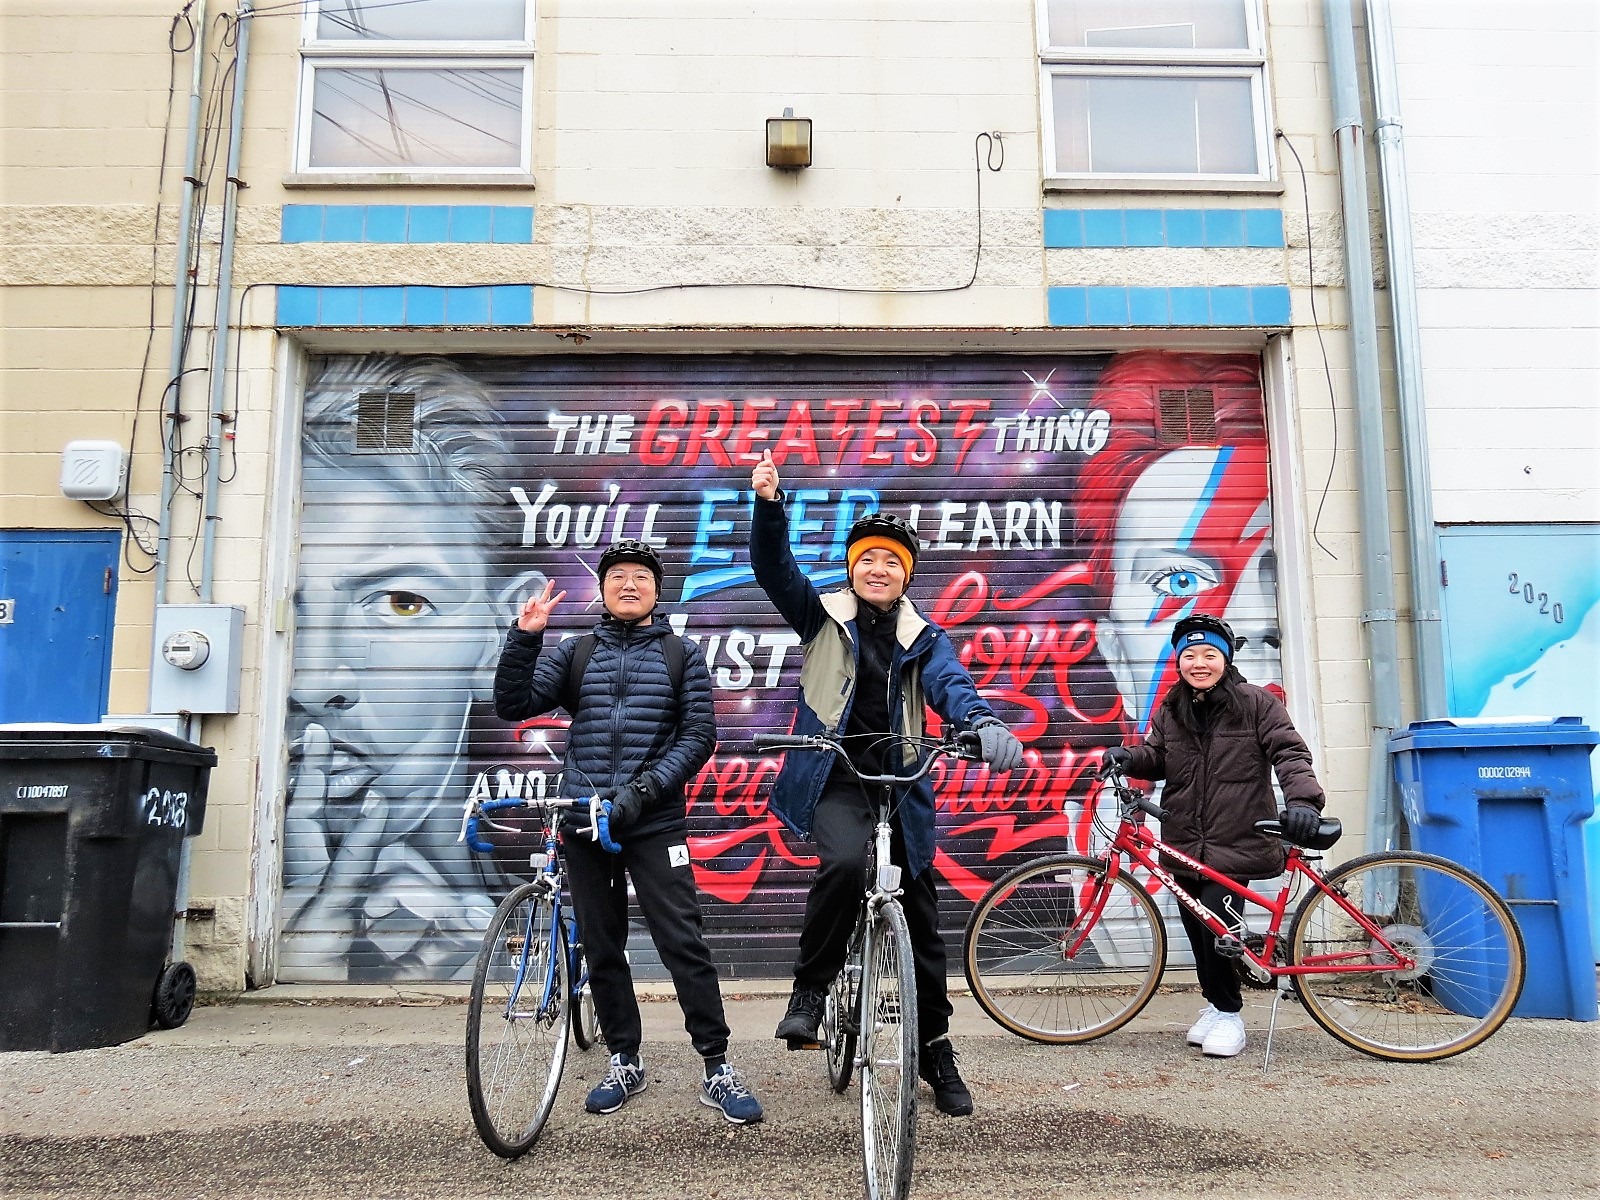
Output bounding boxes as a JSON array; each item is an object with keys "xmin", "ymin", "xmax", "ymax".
[
  {"xmin": 1102, "ymin": 612, "xmax": 1326, "ymax": 1061},
  {"xmin": 492, "ymin": 540, "xmax": 763, "ymax": 1127}
]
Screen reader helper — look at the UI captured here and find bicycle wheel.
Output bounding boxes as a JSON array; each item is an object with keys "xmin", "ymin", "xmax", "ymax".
[
  {"xmin": 858, "ymin": 900, "xmax": 918, "ymax": 1200},
  {"xmin": 465, "ymin": 882, "xmax": 572, "ymax": 1158},
  {"xmin": 570, "ymin": 941, "xmax": 603, "ymax": 1052},
  {"xmin": 963, "ymin": 854, "xmax": 1167, "ymax": 1044},
  {"xmin": 823, "ymin": 923, "xmax": 862, "ymax": 1094},
  {"xmin": 1290, "ymin": 850, "xmax": 1525, "ymax": 1062}
]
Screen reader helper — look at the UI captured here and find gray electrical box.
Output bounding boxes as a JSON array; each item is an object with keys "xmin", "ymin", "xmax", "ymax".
[{"xmin": 150, "ymin": 605, "xmax": 244, "ymax": 714}]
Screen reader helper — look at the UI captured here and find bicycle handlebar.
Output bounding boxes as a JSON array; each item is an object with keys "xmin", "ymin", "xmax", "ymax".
[
  {"xmin": 1096, "ymin": 764, "xmax": 1169, "ymax": 822},
  {"xmin": 754, "ymin": 730, "xmax": 982, "ymax": 787},
  {"xmin": 461, "ymin": 795, "xmax": 588, "ymax": 854}
]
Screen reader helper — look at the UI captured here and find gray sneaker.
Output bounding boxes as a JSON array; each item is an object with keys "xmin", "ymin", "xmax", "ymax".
[
  {"xmin": 585, "ymin": 1052, "xmax": 647, "ymax": 1114},
  {"xmin": 700, "ymin": 1064, "xmax": 764, "ymax": 1125}
]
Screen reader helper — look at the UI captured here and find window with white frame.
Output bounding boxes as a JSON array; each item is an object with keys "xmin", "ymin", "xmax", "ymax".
[
  {"xmin": 1040, "ymin": 0, "xmax": 1272, "ymax": 183},
  {"xmin": 296, "ymin": 0, "xmax": 533, "ymax": 176}
]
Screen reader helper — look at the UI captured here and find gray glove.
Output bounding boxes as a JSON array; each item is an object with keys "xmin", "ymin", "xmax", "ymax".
[
  {"xmin": 974, "ymin": 719, "xmax": 1024, "ymax": 774},
  {"xmin": 1280, "ymin": 803, "xmax": 1322, "ymax": 844}
]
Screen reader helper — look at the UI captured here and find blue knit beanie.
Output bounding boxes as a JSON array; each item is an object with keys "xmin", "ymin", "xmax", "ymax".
[{"xmin": 1176, "ymin": 627, "xmax": 1234, "ymax": 662}]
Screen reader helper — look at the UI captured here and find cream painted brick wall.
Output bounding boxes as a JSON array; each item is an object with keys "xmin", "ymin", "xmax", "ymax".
[{"xmin": 2, "ymin": 0, "xmax": 1391, "ymax": 985}]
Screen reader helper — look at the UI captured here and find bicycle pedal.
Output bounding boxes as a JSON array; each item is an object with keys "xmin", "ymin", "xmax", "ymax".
[
  {"xmin": 1214, "ymin": 935, "xmax": 1245, "ymax": 959},
  {"xmin": 785, "ymin": 1035, "xmax": 823, "ymax": 1051}
]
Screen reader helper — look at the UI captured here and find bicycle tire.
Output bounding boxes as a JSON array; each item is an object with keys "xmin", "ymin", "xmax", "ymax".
[
  {"xmin": 465, "ymin": 883, "xmax": 572, "ymax": 1158},
  {"xmin": 1290, "ymin": 850, "xmax": 1526, "ymax": 1062},
  {"xmin": 570, "ymin": 939, "xmax": 603, "ymax": 1052},
  {"xmin": 824, "ymin": 922, "xmax": 863, "ymax": 1094},
  {"xmin": 859, "ymin": 899, "xmax": 918, "ymax": 1200},
  {"xmin": 963, "ymin": 854, "xmax": 1167, "ymax": 1044}
]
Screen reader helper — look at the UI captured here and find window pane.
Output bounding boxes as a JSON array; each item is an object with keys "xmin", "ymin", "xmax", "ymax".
[
  {"xmin": 316, "ymin": 0, "xmax": 526, "ymax": 42},
  {"xmin": 1051, "ymin": 74, "xmax": 1258, "ymax": 175},
  {"xmin": 308, "ymin": 67, "xmax": 523, "ymax": 169},
  {"xmin": 1046, "ymin": 0, "xmax": 1250, "ymax": 50}
]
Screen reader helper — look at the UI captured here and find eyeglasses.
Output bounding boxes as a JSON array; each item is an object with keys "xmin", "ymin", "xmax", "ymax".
[{"xmin": 604, "ymin": 568, "xmax": 656, "ymax": 586}]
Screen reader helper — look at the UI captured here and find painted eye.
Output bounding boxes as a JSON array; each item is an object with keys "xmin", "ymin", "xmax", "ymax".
[
  {"xmin": 382, "ymin": 591, "xmax": 434, "ymax": 618},
  {"xmin": 1145, "ymin": 565, "xmax": 1218, "ymax": 599}
]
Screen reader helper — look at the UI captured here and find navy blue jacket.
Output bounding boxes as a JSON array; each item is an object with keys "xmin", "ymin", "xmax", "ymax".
[
  {"xmin": 750, "ymin": 495, "xmax": 997, "ymax": 876},
  {"xmin": 493, "ymin": 614, "xmax": 716, "ymax": 840}
]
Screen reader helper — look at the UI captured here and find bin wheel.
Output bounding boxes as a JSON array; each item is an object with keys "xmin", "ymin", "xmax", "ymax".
[{"xmin": 152, "ymin": 962, "xmax": 198, "ymax": 1030}]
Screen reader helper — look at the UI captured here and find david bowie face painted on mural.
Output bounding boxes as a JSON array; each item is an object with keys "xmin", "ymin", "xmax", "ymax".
[
  {"xmin": 1100, "ymin": 445, "xmax": 1282, "ymax": 728},
  {"xmin": 290, "ymin": 460, "xmax": 505, "ymax": 837}
]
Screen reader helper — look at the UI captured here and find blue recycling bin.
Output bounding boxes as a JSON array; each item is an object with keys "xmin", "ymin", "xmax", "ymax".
[{"xmin": 1390, "ymin": 717, "xmax": 1598, "ymax": 1021}]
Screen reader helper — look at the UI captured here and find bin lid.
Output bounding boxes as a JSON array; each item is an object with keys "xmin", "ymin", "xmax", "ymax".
[
  {"xmin": 0, "ymin": 722, "xmax": 217, "ymax": 762},
  {"xmin": 1388, "ymin": 715, "xmax": 1599, "ymax": 752}
]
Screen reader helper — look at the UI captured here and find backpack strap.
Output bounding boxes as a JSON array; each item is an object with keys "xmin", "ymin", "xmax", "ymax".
[{"xmin": 562, "ymin": 630, "xmax": 685, "ymax": 717}]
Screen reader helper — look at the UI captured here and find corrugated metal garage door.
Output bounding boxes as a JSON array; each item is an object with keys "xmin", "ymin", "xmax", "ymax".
[{"xmin": 277, "ymin": 349, "xmax": 1276, "ymax": 982}]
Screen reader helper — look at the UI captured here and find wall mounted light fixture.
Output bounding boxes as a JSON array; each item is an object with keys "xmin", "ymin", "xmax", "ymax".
[{"xmin": 766, "ymin": 107, "xmax": 812, "ymax": 169}]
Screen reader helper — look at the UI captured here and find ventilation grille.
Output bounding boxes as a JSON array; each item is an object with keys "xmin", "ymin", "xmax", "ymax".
[
  {"xmin": 1157, "ymin": 387, "xmax": 1217, "ymax": 447},
  {"xmin": 354, "ymin": 390, "xmax": 417, "ymax": 452}
]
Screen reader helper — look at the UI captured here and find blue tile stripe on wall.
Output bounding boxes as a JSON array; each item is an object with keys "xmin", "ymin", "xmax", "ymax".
[
  {"xmin": 1043, "ymin": 208, "xmax": 1284, "ymax": 249},
  {"xmin": 1046, "ymin": 285, "xmax": 1291, "ymax": 328},
  {"xmin": 280, "ymin": 204, "xmax": 535, "ymax": 244},
  {"xmin": 276, "ymin": 285, "xmax": 536, "ymax": 327}
]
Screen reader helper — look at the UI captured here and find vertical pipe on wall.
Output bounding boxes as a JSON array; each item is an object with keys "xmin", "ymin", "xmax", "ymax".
[
  {"xmin": 1366, "ymin": 0, "xmax": 1449, "ymax": 719},
  {"xmin": 1323, "ymin": 0, "xmax": 1405, "ymax": 854},
  {"xmin": 153, "ymin": 0, "xmax": 208, "ymax": 604},
  {"xmin": 200, "ymin": 1, "xmax": 252, "ymax": 602}
]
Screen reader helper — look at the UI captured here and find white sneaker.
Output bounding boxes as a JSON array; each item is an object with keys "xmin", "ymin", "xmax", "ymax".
[
  {"xmin": 1201, "ymin": 1011, "xmax": 1247, "ymax": 1058},
  {"xmin": 1185, "ymin": 1004, "xmax": 1221, "ymax": 1046}
]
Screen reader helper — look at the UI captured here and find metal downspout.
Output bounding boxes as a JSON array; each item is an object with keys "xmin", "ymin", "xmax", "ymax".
[
  {"xmin": 200, "ymin": 1, "xmax": 252, "ymax": 602},
  {"xmin": 153, "ymin": 0, "xmax": 207, "ymax": 603},
  {"xmin": 1366, "ymin": 0, "xmax": 1449, "ymax": 719},
  {"xmin": 1323, "ymin": 0, "xmax": 1405, "ymax": 855}
]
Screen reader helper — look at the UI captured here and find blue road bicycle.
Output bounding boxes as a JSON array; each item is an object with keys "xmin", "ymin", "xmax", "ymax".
[{"xmin": 463, "ymin": 783, "xmax": 604, "ymax": 1158}]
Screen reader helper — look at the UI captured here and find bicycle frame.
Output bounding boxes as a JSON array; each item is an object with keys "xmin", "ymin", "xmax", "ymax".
[
  {"xmin": 464, "ymin": 795, "xmax": 590, "ymax": 1019},
  {"xmin": 1092, "ymin": 781, "xmax": 1419, "ymax": 982}
]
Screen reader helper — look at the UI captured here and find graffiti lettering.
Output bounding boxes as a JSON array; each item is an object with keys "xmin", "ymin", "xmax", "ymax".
[
  {"xmin": 511, "ymin": 483, "xmax": 666, "ymax": 550},
  {"xmin": 545, "ymin": 412, "xmax": 636, "ymax": 455},
  {"xmin": 991, "ymin": 410, "xmax": 1110, "ymax": 456},
  {"xmin": 636, "ymin": 396, "xmax": 991, "ymax": 471}
]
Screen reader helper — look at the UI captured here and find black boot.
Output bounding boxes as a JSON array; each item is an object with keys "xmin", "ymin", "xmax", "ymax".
[
  {"xmin": 774, "ymin": 985, "xmax": 827, "ymax": 1049},
  {"xmin": 918, "ymin": 1036, "xmax": 973, "ymax": 1116}
]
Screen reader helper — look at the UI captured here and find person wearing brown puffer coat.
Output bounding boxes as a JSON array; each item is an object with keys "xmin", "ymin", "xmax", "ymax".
[{"xmin": 1102, "ymin": 613, "xmax": 1325, "ymax": 1060}]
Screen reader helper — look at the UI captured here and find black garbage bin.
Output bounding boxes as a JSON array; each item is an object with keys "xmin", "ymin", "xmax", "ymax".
[{"xmin": 0, "ymin": 725, "xmax": 215, "ymax": 1052}]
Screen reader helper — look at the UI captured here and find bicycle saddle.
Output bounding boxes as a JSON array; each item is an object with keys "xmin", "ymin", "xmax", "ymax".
[{"xmin": 1256, "ymin": 815, "xmax": 1342, "ymax": 851}]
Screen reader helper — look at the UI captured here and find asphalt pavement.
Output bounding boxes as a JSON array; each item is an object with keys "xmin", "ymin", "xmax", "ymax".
[{"xmin": 4, "ymin": 980, "xmax": 1597, "ymax": 1200}]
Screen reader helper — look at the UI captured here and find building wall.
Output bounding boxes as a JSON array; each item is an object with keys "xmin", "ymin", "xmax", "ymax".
[
  {"xmin": 1, "ymin": 0, "xmax": 1389, "ymax": 990},
  {"xmin": 1389, "ymin": 0, "xmax": 1599, "ymax": 524}
]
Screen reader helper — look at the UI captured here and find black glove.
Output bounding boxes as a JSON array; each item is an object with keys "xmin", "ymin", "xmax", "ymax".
[
  {"xmin": 1280, "ymin": 803, "xmax": 1322, "ymax": 844},
  {"xmin": 1099, "ymin": 746, "xmax": 1133, "ymax": 778},
  {"xmin": 974, "ymin": 719, "xmax": 1024, "ymax": 774},
  {"xmin": 609, "ymin": 776, "xmax": 659, "ymax": 831}
]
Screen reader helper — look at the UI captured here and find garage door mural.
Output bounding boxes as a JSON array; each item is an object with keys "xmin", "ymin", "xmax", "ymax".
[{"xmin": 279, "ymin": 350, "xmax": 1277, "ymax": 981}]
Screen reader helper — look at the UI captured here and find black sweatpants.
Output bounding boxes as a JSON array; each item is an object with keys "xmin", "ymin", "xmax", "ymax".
[
  {"xmin": 1173, "ymin": 873, "xmax": 1248, "ymax": 1015},
  {"xmin": 792, "ymin": 781, "xmax": 954, "ymax": 1044},
  {"xmin": 562, "ymin": 824, "xmax": 730, "ymax": 1060}
]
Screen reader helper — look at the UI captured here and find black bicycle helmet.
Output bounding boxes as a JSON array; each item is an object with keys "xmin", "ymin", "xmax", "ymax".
[
  {"xmin": 845, "ymin": 512, "xmax": 920, "ymax": 574},
  {"xmin": 597, "ymin": 539, "xmax": 664, "ymax": 587},
  {"xmin": 1171, "ymin": 612, "xmax": 1237, "ymax": 659}
]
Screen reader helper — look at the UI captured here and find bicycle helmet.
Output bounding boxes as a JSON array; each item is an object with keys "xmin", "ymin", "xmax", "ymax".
[
  {"xmin": 1171, "ymin": 613, "xmax": 1236, "ymax": 662},
  {"xmin": 597, "ymin": 539, "xmax": 664, "ymax": 587},
  {"xmin": 845, "ymin": 512, "xmax": 920, "ymax": 579}
]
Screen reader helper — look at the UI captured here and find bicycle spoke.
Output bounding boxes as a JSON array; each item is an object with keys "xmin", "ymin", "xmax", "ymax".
[
  {"xmin": 859, "ymin": 903, "xmax": 917, "ymax": 1200},
  {"xmin": 1291, "ymin": 852, "xmax": 1525, "ymax": 1061},
  {"xmin": 964, "ymin": 855, "xmax": 1166, "ymax": 1043},
  {"xmin": 466, "ymin": 884, "xmax": 571, "ymax": 1157}
]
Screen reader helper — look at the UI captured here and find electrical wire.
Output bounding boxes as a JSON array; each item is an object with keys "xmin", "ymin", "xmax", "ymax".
[{"xmin": 1276, "ymin": 129, "xmax": 1340, "ymax": 561}]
